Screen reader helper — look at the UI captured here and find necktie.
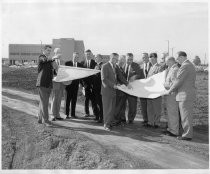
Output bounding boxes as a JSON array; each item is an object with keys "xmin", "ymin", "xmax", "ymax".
[
  {"xmin": 88, "ymin": 60, "xmax": 90, "ymax": 68},
  {"xmin": 125, "ymin": 65, "xmax": 129, "ymax": 80},
  {"xmin": 145, "ymin": 63, "xmax": 148, "ymax": 76}
]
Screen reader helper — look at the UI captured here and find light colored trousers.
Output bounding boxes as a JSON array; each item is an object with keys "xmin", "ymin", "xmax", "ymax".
[
  {"xmin": 147, "ymin": 97, "xmax": 162, "ymax": 126},
  {"xmin": 51, "ymin": 82, "xmax": 64, "ymax": 118},
  {"xmin": 38, "ymin": 87, "xmax": 52, "ymax": 123},
  {"xmin": 178, "ymin": 100, "xmax": 194, "ymax": 138},
  {"xmin": 102, "ymin": 94, "xmax": 116, "ymax": 127},
  {"xmin": 166, "ymin": 94, "xmax": 179, "ymax": 135}
]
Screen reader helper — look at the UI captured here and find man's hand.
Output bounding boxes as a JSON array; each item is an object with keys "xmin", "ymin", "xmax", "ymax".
[
  {"xmin": 127, "ymin": 83, "xmax": 133, "ymax": 89},
  {"xmin": 129, "ymin": 76, "xmax": 136, "ymax": 83},
  {"xmin": 163, "ymin": 83, "xmax": 170, "ymax": 90},
  {"xmin": 113, "ymin": 85, "xmax": 118, "ymax": 89}
]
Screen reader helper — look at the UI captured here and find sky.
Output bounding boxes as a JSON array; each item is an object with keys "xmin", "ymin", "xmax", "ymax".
[{"xmin": 1, "ymin": 0, "xmax": 209, "ymax": 63}]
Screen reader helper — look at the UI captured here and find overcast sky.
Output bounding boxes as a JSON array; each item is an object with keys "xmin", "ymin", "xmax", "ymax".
[{"xmin": 1, "ymin": 1, "xmax": 208, "ymax": 63}]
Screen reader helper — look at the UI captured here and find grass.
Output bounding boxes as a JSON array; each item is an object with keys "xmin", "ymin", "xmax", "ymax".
[{"xmin": 2, "ymin": 65, "xmax": 209, "ymax": 127}]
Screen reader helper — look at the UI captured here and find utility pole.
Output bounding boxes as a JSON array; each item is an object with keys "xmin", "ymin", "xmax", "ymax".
[
  {"xmin": 166, "ymin": 40, "xmax": 170, "ymax": 56},
  {"xmin": 171, "ymin": 47, "xmax": 175, "ymax": 56},
  {"xmin": 204, "ymin": 53, "xmax": 206, "ymax": 66},
  {"xmin": 40, "ymin": 40, "xmax": 43, "ymax": 53}
]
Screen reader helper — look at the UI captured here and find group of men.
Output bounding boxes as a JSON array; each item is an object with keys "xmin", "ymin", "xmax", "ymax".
[{"xmin": 36, "ymin": 45, "xmax": 196, "ymax": 141}]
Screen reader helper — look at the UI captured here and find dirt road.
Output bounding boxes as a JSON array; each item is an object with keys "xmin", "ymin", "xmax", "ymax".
[{"xmin": 2, "ymin": 88, "xmax": 209, "ymax": 169}]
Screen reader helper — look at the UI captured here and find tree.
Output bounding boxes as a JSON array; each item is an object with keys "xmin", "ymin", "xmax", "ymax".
[{"xmin": 193, "ymin": 56, "xmax": 201, "ymax": 66}]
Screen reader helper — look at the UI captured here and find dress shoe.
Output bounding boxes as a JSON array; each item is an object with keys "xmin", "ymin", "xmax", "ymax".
[
  {"xmin": 71, "ymin": 115, "xmax": 77, "ymax": 119},
  {"xmin": 97, "ymin": 119, "xmax": 103, "ymax": 123},
  {"xmin": 44, "ymin": 122, "xmax": 52, "ymax": 127},
  {"xmin": 84, "ymin": 114, "xmax": 90, "ymax": 117},
  {"xmin": 104, "ymin": 126, "xmax": 111, "ymax": 131},
  {"xmin": 142, "ymin": 121, "xmax": 148, "ymax": 125},
  {"xmin": 128, "ymin": 120, "xmax": 133, "ymax": 124},
  {"xmin": 177, "ymin": 137, "xmax": 192, "ymax": 141},
  {"xmin": 163, "ymin": 131, "xmax": 177, "ymax": 137},
  {"xmin": 56, "ymin": 117, "xmax": 64, "ymax": 120},
  {"xmin": 66, "ymin": 116, "xmax": 70, "ymax": 119},
  {"xmin": 51, "ymin": 118, "xmax": 56, "ymax": 121},
  {"xmin": 144, "ymin": 123, "xmax": 153, "ymax": 128}
]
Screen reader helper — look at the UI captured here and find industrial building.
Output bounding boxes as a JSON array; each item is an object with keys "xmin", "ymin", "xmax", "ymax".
[{"xmin": 9, "ymin": 38, "xmax": 85, "ymax": 65}]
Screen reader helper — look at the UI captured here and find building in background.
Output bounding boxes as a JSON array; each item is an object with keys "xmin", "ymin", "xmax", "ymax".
[
  {"xmin": 9, "ymin": 38, "xmax": 85, "ymax": 65},
  {"xmin": 53, "ymin": 38, "xmax": 85, "ymax": 64},
  {"xmin": 9, "ymin": 44, "xmax": 43, "ymax": 65}
]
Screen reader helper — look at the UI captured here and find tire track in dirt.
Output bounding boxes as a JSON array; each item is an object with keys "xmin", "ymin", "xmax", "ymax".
[{"xmin": 2, "ymin": 88, "xmax": 209, "ymax": 169}]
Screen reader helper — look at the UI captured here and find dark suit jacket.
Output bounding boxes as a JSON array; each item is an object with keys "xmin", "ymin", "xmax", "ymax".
[
  {"xmin": 36, "ymin": 54, "xmax": 54, "ymax": 88},
  {"xmin": 123, "ymin": 62, "xmax": 143, "ymax": 81},
  {"xmin": 81, "ymin": 59, "xmax": 97, "ymax": 88},
  {"xmin": 93, "ymin": 62, "xmax": 103, "ymax": 93},
  {"xmin": 65, "ymin": 61, "xmax": 83, "ymax": 89},
  {"xmin": 140, "ymin": 62, "xmax": 153, "ymax": 78}
]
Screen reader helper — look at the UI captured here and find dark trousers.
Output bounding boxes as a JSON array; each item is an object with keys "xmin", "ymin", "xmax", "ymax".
[
  {"xmin": 65, "ymin": 85, "xmax": 79, "ymax": 116},
  {"xmin": 84, "ymin": 87, "xmax": 98, "ymax": 116},
  {"xmin": 127, "ymin": 94, "xmax": 137, "ymax": 122},
  {"xmin": 114, "ymin": 91, "xmax": 126, "ymax": 123},
  {"xmin": 140, "ymin": 98, "xmax": 148, "ymax": 122},
  {"xmin": 95, "ymin": 91, "xmax": 103, "ymax": 120}
]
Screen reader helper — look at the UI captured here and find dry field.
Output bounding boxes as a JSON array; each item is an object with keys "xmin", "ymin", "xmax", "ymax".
[{"xmin": 2, "ymin": 65, "xmax": 209, "ymax": 169}]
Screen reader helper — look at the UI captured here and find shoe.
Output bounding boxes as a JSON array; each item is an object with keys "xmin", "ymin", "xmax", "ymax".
[
  {"xmin": 163, "ymin": 131, "xmax": 177, "ymax": 137},
  {"xmin": 66, "ymin": 116, "xmax": 70, "ymax": 119},
  {"xmin": 142, "ymin": 121, "xmax": 148, "ymax": 125},
  {"xmin": 94, "ymin": 118, "xmax": 99, "ymax": 121},
  {"xmin": 38, "ymin": 120, "xmax": 42, "ymax": 124},
  {"xmin": 71, "ymin": 115, "xmax": 77, "ymax": 119},
  {"xmin": 153, "ymin": 125, "xmax": 159, "ymax": 129},
  {"xmin": 144, "ymin": 123, "xmax": 153, "ymax": 128},
  {"xmin": 177, "ymin": 137, "xmax": 192, "ymax": 141},
  {"xmin": 44, "ymin": 122, "xmax": 52, "ymax": 127},
  {"xmin": 56, "ymin": 117, "xmax": 64, "ymax": 120},
  {"xmin": 104, "ymin": 126, "xmax": 111, "ymax": 131},
  {"xmin": 128, "ymin": 120, "xmax": 133, "ymax": 124},
  {"xmin": 52, "ymin": 118, "xmax": 56, "ymax": 121},
  {"xmin": 84, "ymin": 114, "xmax": 90, "ymax": 117},
  {"xmin": 97, "ymin": 119, "xmax": 103, "ymax": 123}
]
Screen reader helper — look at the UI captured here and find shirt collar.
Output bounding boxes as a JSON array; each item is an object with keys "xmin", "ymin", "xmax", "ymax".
[{"xmin": 182, "ymin": 59, "xmax": 188, "ymax": 64}]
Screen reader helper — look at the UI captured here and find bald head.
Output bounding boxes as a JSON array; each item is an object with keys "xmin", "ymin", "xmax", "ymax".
[
  {"xmin": 118, "ymin": 55, "xmax": 126, "ymax": 68},
  {"xmin": 166, "ymin": 56, "xmax": 176, "ymax": 68}
]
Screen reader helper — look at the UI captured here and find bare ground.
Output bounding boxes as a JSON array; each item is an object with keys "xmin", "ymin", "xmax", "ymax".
[{"xmin": 2, "ymin": 88, "xmax": 209, "ymax": 169}]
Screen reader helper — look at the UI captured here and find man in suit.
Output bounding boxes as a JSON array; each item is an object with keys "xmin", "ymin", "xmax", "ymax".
[
  {"xmin": 81, "ymin": 49, "xmax": 99, "ymax": 118},
  {"xmin": 65, "ymin": 52, "xmax": 83, "ymax": 118},
  {"xmin": 166, "ymin": 51, "xmax": 196, "ymax": 141},
  {"xmin": 163, "ymin": 56, "xmax": 180, "ymax": 137},
  {"xmin": 93, "ymin": 54, "xmax": 104, "ymax": 123},
  {"xmin": 146, "ymin": 53, "xmax": 163, "ymax": 128},
  {"xmin": 51, "ymin": 48, "xmax": 65, "ymax": 121},
  {"xmin": 139, "ymin": 52, "xmax": 152, "ymax": 126},
  {"xmin": 101, "ymin": 53, "xmax": 119, "ymax": 131},
  {"xmin": 36, "ymin": 45, "xmax": 53, "ymax": 127},
  {"xmin": 123, "ymin": 53, "xmax": 143, "ymax": 124},
  {"xmin": 159, "ymin": 52, "xmax": 168, "ymax": 71},
  {"xmin": 113, "ymin": 55, "xmax": 129, "ymax": 126}
]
